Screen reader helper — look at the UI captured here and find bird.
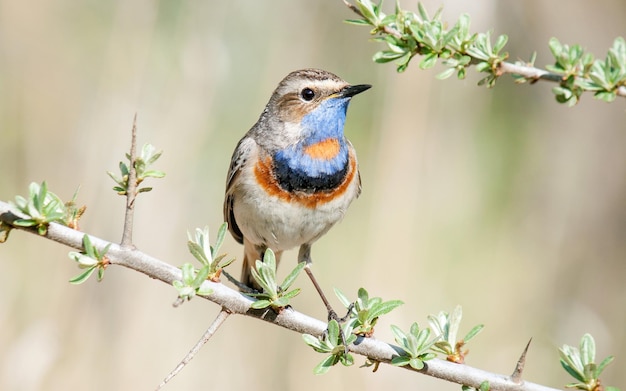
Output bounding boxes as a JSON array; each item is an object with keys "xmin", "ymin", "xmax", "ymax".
[{"xmin": 223, "ymin": 68, "xmax": 370, "ymax": 317}]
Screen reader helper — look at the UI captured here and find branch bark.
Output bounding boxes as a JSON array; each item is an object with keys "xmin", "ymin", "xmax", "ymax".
[{"xmin": 0, "ymin": 200, "xmax": 561, "ymax": 391}]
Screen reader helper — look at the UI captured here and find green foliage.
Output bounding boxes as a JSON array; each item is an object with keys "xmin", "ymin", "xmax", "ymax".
[
  {"xmin": 335, "ymin": 287, "xmax": 403, "ymax": 337},
  {"xmin": 345, "ymin": 0, "xmax": 626, "ymax": 104},
  {"xmin": 559, "ymin": 333, "xmax": 620, "ymax": 391},
  {"xmin": 107, "ymin": 143, "xmax": 165, "ymax": 195},
  {"xmin": 547, "ymin": 37, "xmax": 626, "ymax": 105},
  {"xmin": 428, "ymin": 305, "xmax": 484, "ymax": 363},
  {"xmin": 68, "ymin": 234, "xmax": 110, "ymax": 284},
  {"xmin": 247, "ymin": 249, "xmax": 305, "ymax": 312},
  {"xmin": 172, "ymin": 262, "xmax": 214, "ymax": 301},
  {"xmin": 302, "ymin": 320, "xmax": 357, "ymax": 374},
  {"xmin": 346, "ymin": 0, "xmax": 509, "ymax": 79},
  {"xmin": 10, "ymin": 181, "xmax": 84, "ymax": 236},
  {"xmin": 390, "ymin": 322, "xmax": 437, "ymax": 370},
  {"xmin": 173, "ymin": 223, "xmax": 234, "ymax": 302},
  {"xmin": 187, "ymin": 223, "xmax": 235, "ymax": 282}
]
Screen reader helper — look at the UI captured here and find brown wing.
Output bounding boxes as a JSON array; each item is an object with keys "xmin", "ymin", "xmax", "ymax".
[{"xmin": 223, "ymin": 137, "xmax": 257, "ymax": 244}]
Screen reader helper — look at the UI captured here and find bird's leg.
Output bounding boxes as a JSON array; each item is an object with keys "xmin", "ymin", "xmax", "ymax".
[{"xmin": 299, "ymin": 244, "xmax": 352, "ymax": 353}]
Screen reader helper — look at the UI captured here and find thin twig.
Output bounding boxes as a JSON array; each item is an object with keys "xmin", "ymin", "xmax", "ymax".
[
  {"xmin": 156, "ymin": 308, "xmax": 231, "ymax": 390},
  {"xmin": 0, "ymin": 202, "xmax": 561, "ymax": 391},
  {"xmin": 121, "ymin": 114, "xmax": 138, "ymax": 248}
]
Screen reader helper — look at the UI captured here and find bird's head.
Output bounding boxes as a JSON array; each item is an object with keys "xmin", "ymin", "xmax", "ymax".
[{"xmin": 262, "ymin": 69, "xmax": 371, "ymax": 147}]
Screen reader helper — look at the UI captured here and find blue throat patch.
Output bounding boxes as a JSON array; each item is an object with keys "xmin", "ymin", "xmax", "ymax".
[{"xmin": 273, "ymin": 97, "xmax": 351, "ymax": 193}]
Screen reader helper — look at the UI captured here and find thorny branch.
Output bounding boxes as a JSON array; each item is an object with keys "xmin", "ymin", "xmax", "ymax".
[
  {"xmin": 0, "ymin": 201, "xmax": 561, "ymax": 391},
  {"xmin": 342, "ymin": 0, "xmax": 626, "ymax": 99}
]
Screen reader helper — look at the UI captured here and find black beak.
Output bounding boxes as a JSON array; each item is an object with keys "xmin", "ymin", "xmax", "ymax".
[{"xmin": 340, "ymin": 84, "xmax": 372, "ymax": 98}]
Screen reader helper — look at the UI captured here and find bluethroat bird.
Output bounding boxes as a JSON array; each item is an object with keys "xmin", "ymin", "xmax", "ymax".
[{"xmin": 224, "ymin": 68, "xmax": 370, "ymax": 319}]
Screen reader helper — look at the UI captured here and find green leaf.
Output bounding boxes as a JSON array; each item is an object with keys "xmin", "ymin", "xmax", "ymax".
[
  {"xmin": 12, "ymin": 219, "xmax": 37, "ymax": 227},
  {"xmin": 594, "ymin": 90, "xmax": 617, "ymax": 102},
  {"xmin": 344, "ymin": 18, "xmax": 371, "ymax": 26},
  {"xmin": 580, "ymin": 333, "xmax": 595, "ymax": 366},
  {"xmin": 369, "ymin": 300, "xmax": 404, "ymax": 319},
  {"xmin": 302, "ymin": 334, "xmax": 325, "ymax": 351},
  {"xmin": 37, "ymin": 224, "xmax": 48, "ymax": 235},
  {"xmin": 493, "ymin": 34, "xmax": 508, "ymax": 54},
  {"xmin": 463, "ymin": 324, "xmax": 484, "ymax": 342},
  {"xmin": 419, "ymin": 52, "xmax": 438, "ymax": 69},
  {"xmin": 192, "ymin": 265, "xmax": 211, "ymax": 287},
  {"xmin": 96, "ymin": 266, "xmax": 105, "ymax": 281},
  {"xmin": 280, "ymin": 261, "xmax": 305, "ymax": 290},
  {"xmin": 69, "ymin": 266, "xmax": 97, "ymax": 284},
  {"xmin": 334, "ymin": 288, "xmax": 352, "ymax": 308},
  {"xmin": 249, "ymin": 266, "xmax": 272, "ymax": 294},
  {"xmin": 250, "ymin": 299, "xmax": 271, "ymax": 309},
  {"xmin": 327, "ymin": 319, "xmax": 340, "ymax": 343},
  {"xmin": 595, "ymin": 355, "xmax": 614, "ymax": 377},
  {"xmin": 313, "ymin": 355, "xmax": 338, "ymax": 375},
  {"xmin": 188, "ymin": 241, "xmax": 209, "ymax": 265},
  {"xmin": 357, "ymin": 287, "xmax": 369, "ymax": 304},
  {"xmin": 417, "ymin": 2, "xmax": 429, "ymax": 21},
  {"xmin": 409, "ymin": 357, "xmax": 425, "ymax": 370},
  {"xmin": 340, "ymin": 352, "xmax": 354, "ymax": 366},
  {"xmin": 390, "ymin": 324, "xmax": 408, "ymax": 344},
  {"xmin": 258, "ymin": 262, "xmax": 276, "ymax": 290},
  {"xmin": 142, "ymin": 170, "xmax": 166, "ymax": 179},
  {"xmin": 560, "ymin": 360, "xmax": 585, "ymax": 383},
  {"xmin": 391, "ymin": 356, "xmax": 410, "ymax": 367},
  {"xmin": 373, "ymin": 50, "xmax": 407, "ymax": 63},
  {"xmin": 280, "ymin": 288, "xmax": 301, "ymax": 300},
  {"xmin": 212, "ymin": 223, "xmax": 228, "ymax": 257},
  {"xmin": 436, "ymin": 67, "xmax": 456, "ymax": 80}
]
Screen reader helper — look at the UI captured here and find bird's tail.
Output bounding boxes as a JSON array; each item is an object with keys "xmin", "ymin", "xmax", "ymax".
[{"xmin": 241, "ymin": 239, "xmax": 282, "ymax": 291}]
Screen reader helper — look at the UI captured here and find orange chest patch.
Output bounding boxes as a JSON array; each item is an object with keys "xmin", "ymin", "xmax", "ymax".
[
  {"xmin": 302, "ymin": 138, "xmax": 341, "ymax": 160},
  {"xmin": 253, "ymin": 151, "xmax": 358, "ymax": 209}
]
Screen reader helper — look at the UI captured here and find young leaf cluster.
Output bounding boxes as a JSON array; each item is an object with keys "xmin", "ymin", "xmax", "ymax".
[
  {"xmin": 187, "ymin": 223, "xmax": 235, "ymax": 282},
  {"xmin": 8, "ymin": 182, "xmax": 84, "ymax": 237},
  {"xmin": 559, "ymin": 333, "xmax": 620, "ymax": 391},
  {"xmin": 345, "ymin": 0, "xmax": 626, "ymax": 104},
  {"xmin": 390, "ymin": 322, "xmax": 437, "ymax": 370},
  {"xmin": 548, "ymin": 37, "xmax": 626, "ymax": 105},
  {"xmin": 172, "ymin": 263, "xmax": 214, "ymax": 302},
  {"xmin": 68, "ymin": 234, "xmax": 110, "ymax": 284},
  {"xmin": 428, "ymin": 305, "xmax": 484, "ymax": 363},
  {"xmin": 173, "ymin": 223, "xmax": 235, "ymax": 303},
  {"xmin": 335, "ymin": 287, "xmax": 403, "ymax": 337},
  {"xmin": 248, "ymin": 249, "xmax": 305, "ymax": 312},
  {"xmin": 346, "ymin": 0, "xmax": 509, "ymax": 82},
  {"xmin": 302, "ymin": 320, "xmax": 357, "ymax": 375},
  {"xmin": 107, "ymin": 143, "xmax": 165, "ymax": 195}
]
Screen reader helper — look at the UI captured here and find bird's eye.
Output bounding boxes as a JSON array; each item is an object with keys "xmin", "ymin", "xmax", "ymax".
[{"xmin": 300, "ymin": 88, "xmax": 315, "ymax": 101}]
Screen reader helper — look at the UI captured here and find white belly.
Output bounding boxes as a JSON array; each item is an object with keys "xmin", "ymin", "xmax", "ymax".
[{"xmin": 232, "ymin": 176, "xmax": 357, "ymax": 251}]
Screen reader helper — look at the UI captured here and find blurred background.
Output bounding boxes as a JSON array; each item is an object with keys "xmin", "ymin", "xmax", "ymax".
[{"xmin": 1, "ymin": 0, "xmax": 625, "ymax": 390}]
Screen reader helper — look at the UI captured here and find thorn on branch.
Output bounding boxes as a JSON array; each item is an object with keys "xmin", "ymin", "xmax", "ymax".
[{"xmin": 510, "ymin": 338, "xmax": 532, "ymax": 384}]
